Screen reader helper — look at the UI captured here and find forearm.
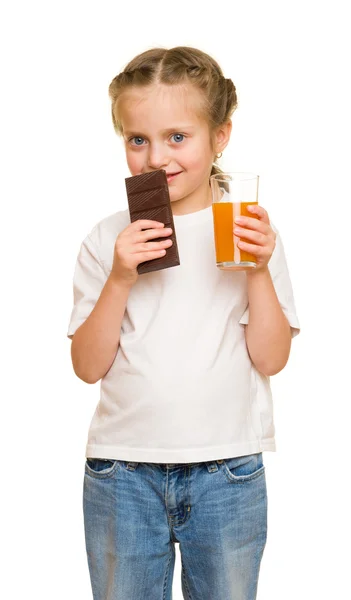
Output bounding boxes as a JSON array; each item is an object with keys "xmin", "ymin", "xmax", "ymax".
[
  {"xmin": 71, "ymin": 275, "xmax": 132, "ymax": 384},
  {"xmin": 245, "ymin": 267, "xmax": 291, "ymax": 376}
]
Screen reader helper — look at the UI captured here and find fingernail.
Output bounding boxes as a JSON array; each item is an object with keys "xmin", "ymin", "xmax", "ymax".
[
  {"xmin": 234, "ymin": 227, "xmax": 241, "ymax": 234},
  {"xmin": 234, "ymin": 217, "xmax": 243, "ymax": 224}
]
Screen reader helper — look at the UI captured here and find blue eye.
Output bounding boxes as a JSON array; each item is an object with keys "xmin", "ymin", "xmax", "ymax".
[
  {"xmin": 172, "ymin": 134, "xmax": 184, "ymax": 143},
  {"xmin": 131, "ymin": 137, "xmax": 145, "ymax": 146}
]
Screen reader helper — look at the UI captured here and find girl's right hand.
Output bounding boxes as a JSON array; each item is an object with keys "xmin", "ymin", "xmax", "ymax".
[{"xmin": 110, "ymin": 220, "xmax": 173, "ymax": 286}]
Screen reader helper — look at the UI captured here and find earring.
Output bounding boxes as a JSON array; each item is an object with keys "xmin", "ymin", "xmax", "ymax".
[{"xmin": 216, "ymin": 152, "xmax": 223, "ymax": 159}]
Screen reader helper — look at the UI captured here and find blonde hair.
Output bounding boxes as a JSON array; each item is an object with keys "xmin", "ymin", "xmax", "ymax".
[{"xmin": 108, "ymin": 46, "xmax": 238, "ymax": 177}]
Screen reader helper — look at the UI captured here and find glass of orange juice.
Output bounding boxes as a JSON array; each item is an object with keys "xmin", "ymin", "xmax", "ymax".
[{"xmin": 210, "ymin": 172, "xmax": 259, "ymax": 271}]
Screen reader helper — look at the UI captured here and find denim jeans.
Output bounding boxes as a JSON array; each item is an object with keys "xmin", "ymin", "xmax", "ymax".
[{"xmin": 83, "ymin": 453, "xmax": 267, "ymax": 600}]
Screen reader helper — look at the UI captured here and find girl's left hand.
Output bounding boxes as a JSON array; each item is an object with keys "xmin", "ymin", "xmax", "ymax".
[{"xmin": 233, "ymin": 205, "xmax": 276, "ymax": 271}]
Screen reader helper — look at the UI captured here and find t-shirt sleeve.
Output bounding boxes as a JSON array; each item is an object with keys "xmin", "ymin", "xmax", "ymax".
[
  {"xmin": 239, "ymin": 227, "xmax": 300, "ymax": 337},
  {"xmin": 67, "ymin": 234, "xmax": 108, "ymax": 339}
]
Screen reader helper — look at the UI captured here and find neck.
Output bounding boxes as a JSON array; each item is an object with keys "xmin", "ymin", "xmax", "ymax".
[{"xmin": 171, "ymin": 181, "xmax": 212, "ymax": 216}]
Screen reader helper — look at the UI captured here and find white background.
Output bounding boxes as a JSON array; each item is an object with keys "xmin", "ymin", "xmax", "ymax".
[{"xmin": 1, "ymin": 0, "xmax": 350, "ymax": 598}]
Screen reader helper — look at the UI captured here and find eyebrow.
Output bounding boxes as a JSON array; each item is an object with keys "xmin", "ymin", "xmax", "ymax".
[{"xmin": 124, "ymin": 126, "xmax": 196, "ymax": 136}]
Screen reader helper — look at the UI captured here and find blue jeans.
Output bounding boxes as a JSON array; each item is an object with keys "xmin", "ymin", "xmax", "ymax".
[{"xmin": 83, "ymin": 453, "xmax": 267, "ymax": 600}]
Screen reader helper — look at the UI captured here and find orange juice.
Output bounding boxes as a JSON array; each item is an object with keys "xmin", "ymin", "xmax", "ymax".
[{"xmin": 212, "ymin": 201, "xmax": 258, "ymax": 269}]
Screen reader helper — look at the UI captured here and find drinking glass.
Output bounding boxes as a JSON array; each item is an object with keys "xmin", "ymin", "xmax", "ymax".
[{"xmin": 210, "ymin": 172, "xmax": 259, "ymax": 270}]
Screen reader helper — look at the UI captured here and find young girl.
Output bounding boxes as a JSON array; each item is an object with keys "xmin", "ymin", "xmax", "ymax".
[{"xmin": 68, "ymin": 46, "xmax": 299, "ymax": 600}]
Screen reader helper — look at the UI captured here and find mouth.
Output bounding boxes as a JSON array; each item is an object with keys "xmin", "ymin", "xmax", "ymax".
[{"xmin": 166, "ymin": 171, "xmax": 182, "ymax": 182}]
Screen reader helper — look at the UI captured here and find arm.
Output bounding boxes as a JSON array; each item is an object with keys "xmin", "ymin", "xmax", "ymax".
[
  {"xmin": 245, "ymin": 267, "xmax": 291, "ymax": 376},
  {"xmin": 234, "ymin": 205, "xmax": 294, "ymax": 376},
  {"xmin": 69, "ymin": 219, "xmax": 173, "ymax": 384},
  {"xmin": 70, "ymin": 275, "xmax": 132, "ymax": 384}
]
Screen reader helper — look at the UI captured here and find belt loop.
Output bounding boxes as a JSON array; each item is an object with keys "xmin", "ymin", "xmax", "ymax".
[
  {"xmin": 206, "ymin": 461, "xmax": 219, "ymax": 473},
  {"xmin": 126, "ymin": 461, "xmax": 138, "ymax": 471}
]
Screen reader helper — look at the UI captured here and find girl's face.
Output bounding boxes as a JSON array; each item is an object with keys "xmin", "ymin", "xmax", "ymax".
[{"xmin": 118, "ymin": 83, "xmax": 230, "ymax": 213}]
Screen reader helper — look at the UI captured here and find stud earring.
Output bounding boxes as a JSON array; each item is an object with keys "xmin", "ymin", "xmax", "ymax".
[{"xmin": 216, "ymin": 152, "xmax": 222, "ymax": 159}]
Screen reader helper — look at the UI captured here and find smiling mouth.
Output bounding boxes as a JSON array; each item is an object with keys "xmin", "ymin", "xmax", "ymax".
[{"xmin": 166, "ymin": 171, "xmax": 182, "ymax": 179}]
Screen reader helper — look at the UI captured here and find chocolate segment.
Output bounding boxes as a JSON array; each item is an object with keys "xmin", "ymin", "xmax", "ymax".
[{"xmin": 125, "ymin": 170, "xmax": 180, "ymax": 274}]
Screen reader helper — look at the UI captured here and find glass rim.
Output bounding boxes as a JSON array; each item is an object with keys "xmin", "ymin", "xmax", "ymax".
[{"xmin": 210, "ymin": 171, "xmax": 259, "ymax": 183}]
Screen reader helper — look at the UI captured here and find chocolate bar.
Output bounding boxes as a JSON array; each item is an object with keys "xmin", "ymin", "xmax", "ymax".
[{"xmin": 125, "ymin": 170, "xmax": 180, "ymax": 275}]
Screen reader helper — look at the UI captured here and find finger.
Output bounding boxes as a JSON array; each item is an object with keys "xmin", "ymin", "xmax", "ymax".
[
  {"xmin": 134, "ymin": 227, "xmax": 173, "ymax": 243},
  {"xmin": 247, "ymin": 204, "xmax": 270, "ymax": 223},
  {"xmin": 236, "ymin": 240, "xmax": 265, "ymax": 257},
  {"xmin": 233, "ymin": 227, "xmax": 267, "ymax": 246},
  {"xmin": 136, "ymin": 248, "xmax": 169, "ymax": 263},
  {"xmin": 234, "ymin": 216, "xmax": 269, "ymax": 233},
  {"xmin": 128, "ymin": 219, "xmax": 166, "ymax": 232},
  {"xmin": 132, "ymin": 239, "xmax": 173, "ymax": 253}
]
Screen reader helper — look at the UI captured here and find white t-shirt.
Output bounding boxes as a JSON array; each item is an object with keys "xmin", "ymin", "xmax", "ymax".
[{"xmin": 67, "ymin": 205, "xmax": 300, "ymax": 463}]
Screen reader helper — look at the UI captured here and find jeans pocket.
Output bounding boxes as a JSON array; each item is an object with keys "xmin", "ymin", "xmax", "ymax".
[
  {"xmin": 85, "ymin": 457, "xmax": 118, "ymax": 478},
  {"xmin": 222, "ymin": 452, "xmax": 265, "ymax": 483}
]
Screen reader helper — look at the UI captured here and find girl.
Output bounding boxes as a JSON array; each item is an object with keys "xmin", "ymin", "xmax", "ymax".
[{"xmin": 68, "ymin": 46, "xmax": 300, "ymax": 600}]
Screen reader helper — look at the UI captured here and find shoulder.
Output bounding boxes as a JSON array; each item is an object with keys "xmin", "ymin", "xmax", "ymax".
[
  {"xmin": 268, "ymin": 220, "xmax": 291, "ymax": 277},
  {"xmin": 82, "ymin": 209, "xmax": 131, "ymax": 271},
  {"xmin": 88, "ymin": 209, "xmax": 130, "ymax": 246},
  {"xmin": 268, "ymin": 219, "xmax": 284, "ymax": 254},
  {"xmin": 85, "ymin": 208, "xmax": 130, "ymax": 254},
  {"xmin": 269, "ymin": 219, "xmax": 279, "ymax": 236}
]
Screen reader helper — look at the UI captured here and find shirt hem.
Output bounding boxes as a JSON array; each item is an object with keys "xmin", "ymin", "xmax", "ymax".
[{"xmin": 85, "ymin": 439, "xmax": 276, "ymax": 463}]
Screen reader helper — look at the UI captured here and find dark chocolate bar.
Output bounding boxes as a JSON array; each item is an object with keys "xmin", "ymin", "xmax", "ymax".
[{"xmin": 125, "ymin": 170, "xmax": 180, "ymax": 275}]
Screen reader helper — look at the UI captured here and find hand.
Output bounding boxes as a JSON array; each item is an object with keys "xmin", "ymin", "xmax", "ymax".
[
  {"xmin": 110, "ymin": 220, "xmax": 173, "ymax": 286},
  {"xmin": 233, "ymin": 205, "xmax": 276, "ymax": 271}
]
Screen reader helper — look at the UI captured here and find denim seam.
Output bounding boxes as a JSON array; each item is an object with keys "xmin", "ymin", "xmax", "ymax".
[
  {"xmin": 162, "ymin": 548, "xmax": 174, "ymax": 600},
  {"xmin": 84, "ymin": 459, "xmax": 119, "ymax": 479},
  {"xmin": 221, "ymin": 463, "xmax": 266, "ymax": 484},
  {"xmin": 164, "ymin": 467, "xmax": 192, "ymax": 530},
  {"xmin": 164, "ymin": 470, "xmax": 180, "ymax": 539},
  {"xmin": 181, "ymin": 559, "xmax": 193, "ymax": 600}
]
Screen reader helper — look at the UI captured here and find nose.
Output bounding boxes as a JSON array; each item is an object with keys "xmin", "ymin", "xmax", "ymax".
[{"xmin": 147, "ymin": 144, "xmax": 169, "ymax": 170}]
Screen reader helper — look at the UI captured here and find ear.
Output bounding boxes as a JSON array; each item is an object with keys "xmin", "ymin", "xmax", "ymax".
[{"xmin": 213, "ymin": 119, "xmax": 232, "ymax": 153}]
